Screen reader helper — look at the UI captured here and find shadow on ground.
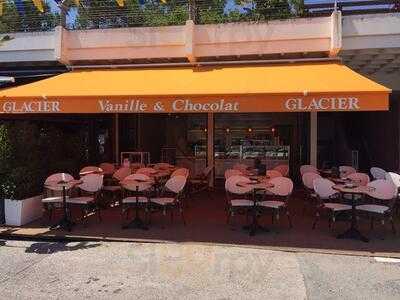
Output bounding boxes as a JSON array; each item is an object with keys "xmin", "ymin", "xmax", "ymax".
[{"xmin": 25, "ymin": 241, "xmax": 101, "ymax": 254}]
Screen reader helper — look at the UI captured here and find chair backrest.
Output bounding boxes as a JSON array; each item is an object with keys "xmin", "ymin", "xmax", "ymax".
[
  {"xmin": 224, "ymin": 169, "xmax": 243, "ymax": 179},
  {"xmin": 232, "ymin": 163, "xmax": 249, "ymax": 172},
  {"xmin": 154, "ymin": 163, "xmax": 173, "ymax": 170},
  {"xmin": 302, "ymin": 172, "xmax": 322, "ymax": 190},
  {"xmin": 339, "ymin": 165, "xmax": 356, "ymax": 178},
  {"xmin": 313, "ymin": 178, "xmax": 337, "ymax": 199},
  {"xmin": 80, "ymin": 166, "xmax": 103, "ymax": 174},
  {"xmin": 113, "ymin": 167, "xmax": 131, "ymax": 181},
  {"xmin": 300, "ymin": 165, "xmax": 319, "ymax": 176},
  {"xmin": 44, "ymin": 173, "xmax": 74, "ymax": 191},
  {"xmin": 367, "ymin": 179, "xmax": 397, "ymax": 200},
  {"xmin": 385, "ymin": 172, "xmax": 400, "ymax": 189},
  {"xmin": 370, "ymin": 167, "xmax": 387, "ymax": 180},
  {"xmin": 165, "ymin": 175, "xmax": 187, "ymax": 194},
  {"xmin": 347, "ymin": 172, "xmax": 370, "ymax": 186},
  {"xmin": 267, "ymin": 177, "xmax": 293, "ymax": 196},
  {"xmin": 266, "ymin": 170, "xmax": 282, "ymax": 179},
  {"xmin": 130, "ymin": 163, "xmax": 145, "ymax": 170},
  {"xmin": 225, "ymin": 175, "xmax": 252, "ymax": 195},
  {"xmin": 99, "ymin": 163, "xmax": 115, "ymax": 175},
  {"xmin": 79, "ymin": 174, "xmax": 103, "ymax": 193},
  {"xmin": 273, "ymin": 164, "xmax": 289, "ymax": 177},
  {"xmin": 136, "ymin": 167, "xmax": 157, "ymax": 176},
  {"xmin": 171, "ymin": 168, "xmax": 189, "ymax": 178}
]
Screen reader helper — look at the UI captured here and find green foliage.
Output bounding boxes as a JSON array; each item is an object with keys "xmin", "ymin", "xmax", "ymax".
[
  {"xmin": 0, "ymin": 1, "xmax": 59, "ymax": 33},
  {"xmin": 0, "ymin": 121, "xmax": 88, "ymax": 200}
]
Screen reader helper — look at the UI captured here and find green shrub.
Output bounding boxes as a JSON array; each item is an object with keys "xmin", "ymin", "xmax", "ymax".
[{"xmin": 0, "ymin": 121, "xmax": 88, "ymax": 200}]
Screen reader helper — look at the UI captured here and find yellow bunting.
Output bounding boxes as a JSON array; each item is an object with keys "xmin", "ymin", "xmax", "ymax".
[
  {"xmin": 116, "ymin": 0, "xmax": 124, "ymax": 7},
  {"xmin": 73, "ymin": 0, "xmax": 80, "ymax": 6},
  {"xmin": 161, "ymin": 0, "xmax": 167, "ymax": 3},
  {"xmin": 32, "ymin": 0, "xmax": 44, "ymax": 13},
  {"xmin": 0, "ymin": 0, "xmax": 3, "ymax": 17}
]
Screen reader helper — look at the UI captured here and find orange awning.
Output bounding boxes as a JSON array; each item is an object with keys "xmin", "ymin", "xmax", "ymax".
[{"xmin": 0, "ymin": 62, "xmax": 391, "ymax": 113}]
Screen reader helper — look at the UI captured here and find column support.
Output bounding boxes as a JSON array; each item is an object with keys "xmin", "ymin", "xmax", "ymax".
[
  {"xmin": 207, "ymin": 113, "xmax": 214, "ymax": 187},
  {"xmin": 114, "ymin": 113, "xmax": 119, "ymax": 164},
  {"xmin": 310, "ymin": 112, "xmax": 318, "ymax": 167}
]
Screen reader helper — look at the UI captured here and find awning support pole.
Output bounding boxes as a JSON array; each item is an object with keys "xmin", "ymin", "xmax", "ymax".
[
  {"xmin": 114, "ymin": 113, "xmax": 119, "ymax": 164},
  {"xmin": 207, "ymin": 113, "xmax": 214, "ymax": 188},
  {"xmin": 310, "ymin": 112, "xmax": 318, "ymax": 167}
]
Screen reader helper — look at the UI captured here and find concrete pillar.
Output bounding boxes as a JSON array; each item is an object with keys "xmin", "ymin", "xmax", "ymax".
[
  {"xmin": 329, "ymin": 10, "xmax": 342, "ymax": 57},
  {"xmin": 184, "ymin": 20, "xmax": 196, "ymax": 63},
  {"xmin": 310, "ymin": 112, "xmax": 318, "ymax": 167},
  {"xmin": 207, "ymin": 113, "xmax": 214, "ymax": 187}
]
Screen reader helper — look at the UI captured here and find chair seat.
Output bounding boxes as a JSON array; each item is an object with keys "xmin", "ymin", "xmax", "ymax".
[
  {"xmin": 230, "ymin": 199, "xmax": 254, "ymax": 207},
  {"xmin": 103, "ymin": 186, "xmax": 121, "ymax": 192},
  {"xmin": 356, "ymin": 204, "xmax": 389, "ymax": 214},
  {"xmin": 67, "ymin": 196, "xmax": 94, "ymax": 204},
  {"xmin": 150, "ymin": 197, "xmax": 175, "ymax": 206},
  {"xmin": 324, "ymin": 203, "xmax": 352, "ymax": 211},
  {"xmin": 42, "ymin": 196, "xmax": 68, "ymax": 203},
  {"xmin": 257, "ymin": 200, "xmax": 285, "ymax": 208},
  {"xmin": 122, "ymin": 196, "xmax": 148, "ymax": 204}
]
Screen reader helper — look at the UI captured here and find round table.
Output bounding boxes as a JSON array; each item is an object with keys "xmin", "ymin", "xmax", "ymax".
[
  {"xmin": 237, "ymin": 180, "xmax": 274, "ymax": 236},
  {"xmin": 332, "ymin": 184, "xmax": 375, "ymax": 242},
  {"xmin": 45, "ymin": 179, "xmax": 82, "ymax": 232}
]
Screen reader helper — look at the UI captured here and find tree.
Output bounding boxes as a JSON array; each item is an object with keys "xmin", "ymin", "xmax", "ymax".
[{"xmin": 0, "ymin": 1, "xmax": 59, "ymax": 33}]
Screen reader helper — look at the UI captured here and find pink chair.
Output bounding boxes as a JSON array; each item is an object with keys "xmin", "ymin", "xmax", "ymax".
[
  {"xmin": 339, "ymin": 166, "xmax": 357, "ymax": 178},
  {"xmin": 136, "ymin": 167, "xmax": 158, "ymax": 176},
  {"xmin": 273, "ymin": 164, "xmax": 289, "ymax": 177},
  {"xmin": 257, "ymin": 177, "xmax": 293, "ymax": 228},
  {"xmin": 370, "ymin": 167, "xmax": 387, "ymax": 180},
  {"xmin": 347, "ymin": 172, "xmax": 370, "ymax": 186},
  {"xmin": 224, "ymin": 169, "xmax": 243, "ymax": 179},
  {"xmin": 302, "ymin": 172, "xmax": 322, "ymax": 215},
  {"xmin": 225, "ymin": 175, "xmax": 254, "ymax": 225},
  {"xmin": 42, "ymin": 173, "xmax": 74, "ymax": 222},
  {"xmin": 149, "ymin": 175, "xmax": 187, "ymax": 226},
  {"xmin": 312, "ymin": 178, "xmax": 351, "ymax": 230},
  {"xmin": 356, "ymin": 179, "xmax": 397, "ymax": 235},
  {"xmin": 171, "ymin": 168, "xmax": 189, "ymax": 178},
  {"xmin": 266, "ymin": 170, "xmax": 282, "ymax": 179},
  {"xmin": 300, "ymin": 165, "xmax": 319, "ymax": 176},
  {"xmin": 154, "ymin": 163, "xmax": 173, "ymax": 170},
  {"xmin": 67, "ymin": 174, "xmax": 103, "ymax": 226},
  {"xmin": 102, "ymin": 167, "xmax": 132, "ymax": 205},
  {"xmin": 99, "ymin": 163, "xmax": 115, "ymax": 175}
]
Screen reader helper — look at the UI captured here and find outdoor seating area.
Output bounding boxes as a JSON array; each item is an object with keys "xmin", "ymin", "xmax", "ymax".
[{"xmin": 2, "ymin": 161, "xmax": 400, "ymax": 256}]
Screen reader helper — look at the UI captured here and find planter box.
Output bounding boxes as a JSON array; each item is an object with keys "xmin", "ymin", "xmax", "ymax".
[{"xmin": 4, "ymin": 195, "xmax": 43, "ymax": 226}]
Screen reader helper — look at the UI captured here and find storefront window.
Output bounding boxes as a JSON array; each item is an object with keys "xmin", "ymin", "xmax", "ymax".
[{"xmin": 214, "ymin": 113, "xmax": 291, "ymax": 177}]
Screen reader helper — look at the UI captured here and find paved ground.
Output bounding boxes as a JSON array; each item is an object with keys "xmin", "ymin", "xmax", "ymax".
[{"xmin": 0, "ymin": 239, "xmax": 400, "ymax": 300}]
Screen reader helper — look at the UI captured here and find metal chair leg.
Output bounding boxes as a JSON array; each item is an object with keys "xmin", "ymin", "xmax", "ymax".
[{"xmin": 312, "ymin": 211, "xmax": 320, "ymax": 229}]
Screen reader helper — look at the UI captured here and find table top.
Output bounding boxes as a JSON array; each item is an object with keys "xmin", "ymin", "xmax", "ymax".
[
  {"xmin": 237, "ymin": 180, "xmax": 274, "ymax": 190},
  {"xmin": 79, "ymin": 170, "xmax": 104, "ymax": 176},
  {"xmin": 333, "ymin": 184, "xmax": 374, "ymax": 195},
  {"xmin": 45, "ymin": 179, "xmax": 82, "ymax": 188}
]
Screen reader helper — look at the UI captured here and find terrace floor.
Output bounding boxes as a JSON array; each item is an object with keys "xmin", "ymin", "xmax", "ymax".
[{"xmin": 1, "ymin": 189, "xmax": 400, "ymax": 257}]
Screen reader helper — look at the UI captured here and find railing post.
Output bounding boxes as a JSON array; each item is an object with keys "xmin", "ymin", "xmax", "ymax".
[{"xmin": 188, "ymin": 0, "xmax": 196, "ymax": 24}]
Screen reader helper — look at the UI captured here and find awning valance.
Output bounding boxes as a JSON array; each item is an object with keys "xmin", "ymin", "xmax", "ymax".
[{"xmin": 0, "ymin": 63, "xmax": 391, "ymax": 114}]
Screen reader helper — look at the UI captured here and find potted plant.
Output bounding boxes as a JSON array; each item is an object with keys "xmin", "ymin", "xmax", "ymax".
[{"xmin": 0, "ymin": 122, "xmax": 44, "ymax": 226}]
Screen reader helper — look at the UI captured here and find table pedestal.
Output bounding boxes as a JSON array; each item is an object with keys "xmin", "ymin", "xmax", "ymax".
[
  {"xmin": 50, "ymin": 186, "xmax": 74, "ymax": 232},
  {"xmin": 336, "ymin": 193, "xmax": 369, "ymax": 243},
  {"xmin": 243, "ymin": 189, "xmax": 269, "ymax": 236},
  {"xmin": 123, "ymin": 192, "xmax": 148, "ymax": 231}
]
